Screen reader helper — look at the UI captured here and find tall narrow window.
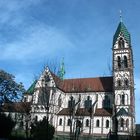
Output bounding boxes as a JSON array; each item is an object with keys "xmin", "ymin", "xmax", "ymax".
[
  {"xmin": 120, "ymin": 118, "xmax": 124, "ymax": 127},
  {"xmin": 124, "ymin": 79, "xmax": 129, "ymax": 87},
  {"xmin": 68, "ymin": 96, "xmax": 75, "ymax": 108},
  {"xmin": 106, "ymin": 120, "xmax": 109, "ymax": 128},
  {"xmin": 117, "ymin": 56, "xmax": 121, "ymax": 68},
  {"xmin": 86, "ymin": 119, "xmax": 89, "ymax": 127},
  {"xmin": 117, "ymin": 79, "xmax": 121, "ymax": 87},
  {"xmin": 84, "ymin": 96, "xmax": 92, "ymax": 109},
  {"xmin": 67, "ymin": 119, "xmax": 71, "ymax": 126},
  {"xmin": 118, "ymin": 38, "xmax": 125, "ymax": 48},
  {"xmin": 103, "ymin": 95, "xmax": 110, "ymax": 108},
  {"xmin": 121, "ymin": 95, "xmax": 125, "ymax": 105},
  {"xmin": 124, "ymin": 56, "xmax": 128, "ymax": 68},
  {"xmin": 59, "ymin": 118, "xmax": 62, "ymax": 125},
  {"xmin": 126, "ymin": 119, "xmax": 129, "ymax": 128},
  {"xmin": 58, "ymin": 95, "xmax": 62, "ymax": 107},
  {"xmin": 96, "ymin": 120, "xmax": 100, "ymax": 127}
]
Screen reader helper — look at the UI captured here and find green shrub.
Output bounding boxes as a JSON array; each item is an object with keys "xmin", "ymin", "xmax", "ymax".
[
  {"xmin": 30, "ymin": 117, "xmax": 55, "ymax": 140},
  {"xmin": 0, "ymin": 113, "xmax": 15, "ymax": 138}
]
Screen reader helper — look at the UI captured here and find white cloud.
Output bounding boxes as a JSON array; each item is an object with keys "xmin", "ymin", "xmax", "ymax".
[{"xmin": 0, "ymin": 24, "xmax": 75, "ymax": 63}]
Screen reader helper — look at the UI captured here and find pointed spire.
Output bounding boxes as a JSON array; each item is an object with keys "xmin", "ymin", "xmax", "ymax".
[
  {"xmin": 119, "ymin": 10, "xmax": 123, "ymax": 22},
  {"xmin": 58, "ymin": 58, "xmax": 65, "ymax": 80},
  {"xmin": 113, "ymin": 14, "xmax": 131, "ymax": 46}
]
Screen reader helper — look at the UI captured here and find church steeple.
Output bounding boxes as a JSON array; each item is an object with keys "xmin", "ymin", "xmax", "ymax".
[
  {"xmin": 112, "ymin": 19, "xmax": 135, "ymax": 135},
  {"xmin": 113, "ymin": 22, "xmax": 131, "ymax": 46}
]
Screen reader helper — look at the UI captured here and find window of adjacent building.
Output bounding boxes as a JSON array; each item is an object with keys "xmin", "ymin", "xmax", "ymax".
[
  {"xmin": 68, "ymin": 96, "xmax": 75, "ymax": 108},
  {"xmin": 84, "ymin": 96, "xmax": 92, "ymax": 109},
  {"xmin": 86, "ymin": 119, "xmax": 89, "ymax": 127},
  {"xmin": 96, "ymin": 119, "xmax": 100, "ymax": 127},
  {"xmin": 106, "ymin": 120, "xmax": 109, "ymax": 128},
  {"xmin": 59, "ymin": 118, "xmax": 62, "ymax": 126},
  {"xmin": 67, "ymin": 119, "xmax": 71, "ymax": 126},
  {"xmin": 124, "ymin": 55, "xmax": 128, "ymax": 68}
]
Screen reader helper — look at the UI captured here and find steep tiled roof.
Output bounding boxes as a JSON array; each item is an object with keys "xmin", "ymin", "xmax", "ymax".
[
  {"xmin": 26, "ymin": 71, "xmax": 113, "ymax": 95},
  {"xmin": 60, "ymin": 76, "xmax": 113, "ymax": 93},
  {"xmin": 113, "ymin": 22, "xmax": 131, "ymax": 46},
  {"xmin": 57, "ymin": 108, "xmax": 90, "ymax": 116},
  {"xmin": 57, "ymin": 108, "xmax": 112, "ymax": 116},
  {"xmin": 94, "ymin": 108, "xmax": 112, "ymax": 116}
]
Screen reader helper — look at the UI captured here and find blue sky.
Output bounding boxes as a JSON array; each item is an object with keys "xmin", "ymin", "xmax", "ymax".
[{"xmin": 0, "ymin": 0, "xmax": 139, "ymax": 123}]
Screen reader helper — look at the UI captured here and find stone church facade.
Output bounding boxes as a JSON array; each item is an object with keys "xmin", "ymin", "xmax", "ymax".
[{"xmin": 24, "ymin": 21, "xmax": 135, "ymax": 137}]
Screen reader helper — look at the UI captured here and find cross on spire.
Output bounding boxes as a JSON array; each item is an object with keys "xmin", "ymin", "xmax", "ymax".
[{"xmin": 119, "ymin": 10, "xmax": 123, "ymax": 22}]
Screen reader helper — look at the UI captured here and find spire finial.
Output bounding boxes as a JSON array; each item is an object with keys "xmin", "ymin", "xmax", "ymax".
[
  {"xmin": 119, "ymin": 10, "xmax": 123, "ymax": 22},
  {"xmin": 58, "ymin": 57, "xmax": 65, "ymax": 80}
]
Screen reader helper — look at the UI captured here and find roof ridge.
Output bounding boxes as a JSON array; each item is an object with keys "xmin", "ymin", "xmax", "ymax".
[{"xmin": 64, "ymin": 76, "xmax": 113, "ymax": 81}]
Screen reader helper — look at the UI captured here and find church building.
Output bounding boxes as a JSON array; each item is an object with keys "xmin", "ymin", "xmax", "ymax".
[{"xmin": 24, "ymin": 20, "xmax": 135, "ymax": 138}]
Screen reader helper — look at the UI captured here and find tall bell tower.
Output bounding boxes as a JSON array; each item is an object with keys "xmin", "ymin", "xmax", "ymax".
[{"xmin": 112, "ymin": 20, "xmax": 135, "ymax": 135}]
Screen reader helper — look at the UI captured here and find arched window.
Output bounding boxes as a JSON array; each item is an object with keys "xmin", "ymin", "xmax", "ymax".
[
  {"xmin": 117, "ymin": 56, "xmax": 121, "ymax": 68},
  {"xmin": 121, "ymin": 94, "xmax": 125, "ymax": 105},
  {"xmin": 117, "ymin": 79, "xmax": 121, "ymax": 87},
  {"xmin": 118, "ymin": 38, "xmax": 125, "ymax": 48},
  {"xmin": 126, "ymin": 119, "xmax": 129, "ymax": 128},
  {"xmin": 124, "ymin": 79, "xmax": 129, "ymax": 87},
  {"xmin": 59, "ymin": 118, "xmax": 62, "ymax": 125},
  {"xmin": 103, "ymin": 95, "xmax": 110, "ymax": 108},
  {"xmin": 106, "ymin": 120, "xmax": 109, "ymax": 128},
  {"xmin": 96, "ymin": 120, "xmax": 100, "ymax": 127},
  {"xmin": 67, "ymin": 119, "xmax": 71, "ymax": 126},
  {"xmin": 58, "ymin": 95, "xmax": 62, "ymax": 107},
  {"xmin": 68, "ymin": 96, "xmax": 75, "ymax": 108},
  {"xmin": 86, "ymin": 119, "xmax": 89, "ymax": 127},
  {"xmin": 85, "ymin": 96, "xmax": 92, "ymax": 109},
  {"xmin": 120, "ymin": 118, "xmax": 124, "ymax": 127},
  {"xmin": 35, "ymin": 116, "xmax": 38, "ymax": 122},
  {"xmin": 124, "ymin": 56, "xmax": 128, "ymax": 68}
]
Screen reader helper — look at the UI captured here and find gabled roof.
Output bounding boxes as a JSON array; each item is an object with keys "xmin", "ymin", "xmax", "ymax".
[
  {"xmin": 26, "ymin": 69, "xmax": 113, "ymax": 95},
  {"xmin": 113, "ymin": 22, "xmax": 131, "ymax": 46},
  {"xmin": 60, "ymin": 76, "xmax": 113, "ymax": 93},
  {"xmin": 116, "ymin": 108, "xmax": 131, "ymax": 116}
]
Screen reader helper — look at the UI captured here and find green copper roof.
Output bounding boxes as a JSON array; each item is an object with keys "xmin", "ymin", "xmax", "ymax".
[
  {"xmin": 26, "ymin": 80, "xmax": 37, "ymax": 95},
  {"xmin": 116, "ymin": 108, "xmax": 130, "ymax": 116},
  {"xmin": 58, "ymin": 58, "xmax": 65, "ymax": 80},
  {"xmin": 113, "ymin": 22, "xmax": 131, "ymax": 46}
]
